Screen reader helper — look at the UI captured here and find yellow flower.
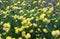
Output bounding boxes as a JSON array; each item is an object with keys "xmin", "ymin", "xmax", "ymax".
[
  {"xmin": 56, "ymin": 30, "xmax": 60, "ymax": 35},
  {"xmin": 43, "ymin": 37, "xmax": 46, "ymax": 39},
  {"xmin": 6, "ymin": 6, "xmax": 10, "ymax": 10},
  {"xmin": 40, "ymin": 14, "xmax": 46, "ymax": 20},
  {"xmin": 38, "ymin": 0, "xmax": 41, "ymax": 3},
  {"xmin": 3, "ymin": 23, "xmax": 11, "ymax": 28},
  {"xmin": 42, "ymin": 8, "xmax": 47, "ymax": 12},
  {"xmin": 54, "ymin": 25, "xmax": 57, "ymax": 28},
  {"xmin": 18, "ymin": 16, "xmax": 24, "ymax": 20},
  {"xmin": 37, "ymin": 28, "xmax": 41, "ymax": 32},
  {"xmin": 3, "ymin": 14, "xmax": 8, "ymax": 18},
  {"xmin": 33, "ymin": 23, "xmax": 37, "ymax": 27},
  {"xmin": 21, "ymin": 1, "xmax": 26, "ymax": 6},
  {"xmin": 22, "ymin": 31, "xmax": 26, "ymax": 37},
  {"xmin": 47, "ymin": 19, "xmax": 50, "ymax": 23},
  {"xmin": 43, "ymin": 18, "xmax": 50, "ymax": 23},
  {"xmin": 43, "ymin": 28, "xmax": 48, "ymax": 33},
  {"xmin": 21, "ymin": 19, "xmax": 27, "ymax": 24},
  {"xmin": 18, "ymin": 37, "xmax": 22, "ymax": 39},
  {"xmin": 12, "ymin": 38, "xmax": 16, "ymax": 39},
  {"xmin": 49, "ymin": 7, "xmax": 54, "ymax": 11},
  {"xmin": 52, "ymin": 30, "xmax": 60, "ymax": 36},
  {"xmin": 55, "ymin": 19, "xmax": 58, "ymax": 22},
  {"xmin": 51, "ymin": 30, "xmax": 56, "ymax": 36},
  {"xmin": 30, "ymin": 17, "xmax": 34, "ymax": 20},
  {"xmin": 48, "ymin": 3, "xmax": 52, "ymax": 5},
  {"xmin": 36, "ymin": 16, "xmax": 39, "ymax": 21},
  {"xmin": 30, "ymin": 9, "xmax": 34, "ymax": 13},
  {"xmin": 13, "ymin": 15, "xmax": 19, "ymax": 19},
  {"xmin": 17, "ymin": 1, "xmax": 20, "ymax": 4},
  {"xmin": 0, "ymin": 21, "xmax": 3, "ymax": 25},
  {"xmin": 3, "ymin": 23, "xmax": 11, "ymax": 32},
  {"xmin": 19, "ymin": 10, "xmax": 24, "ymax": 13},
  {"xmin": 53, "ymin": 14, "xmax": 55, "ymax": 16},
  {"xmin": 14, "ymin": 27, "xmax": 19, "ymax": 34},
  {"xmin": 25, "ymin": 33, "xmax": 31, "ymax": 39},
  {"xmin": 6, "ymin": 36, "xmax": 12, "ymax": 39},
  {"xmin": 29, "ymin": 29, "xmax": 34, "ymax": 33},
  {"xmin": 48, "ymin": 7, "xmax": 54, "ymax": 13},
  {"xmin": 12, "ymin": 6, "xmax": 19, "ymax": 10},
  {"xmin": 19, "ymin": 26, "xmax": 25, "ymax": 31},
  {"xmin": 33, "ymin": 1, "xmax": 37, "ymax": 4},
  {"xmin": 43, "ymin": 18, "xmax": 47, "ymax": 22},
  {"xmin": 14, "ymin": 3, "xmax": 17, "ymax": 5},
  {"xmin": 23, "ymin": 14, "xmax": 27, "ymax": 16}
]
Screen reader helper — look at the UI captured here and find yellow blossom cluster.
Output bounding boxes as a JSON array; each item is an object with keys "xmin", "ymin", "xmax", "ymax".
[{"xmin": 0, "ymin": 0, "xmax": 60, "ymax": 39}]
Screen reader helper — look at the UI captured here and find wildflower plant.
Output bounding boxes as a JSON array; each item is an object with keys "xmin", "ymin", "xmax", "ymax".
[{"xmin": 0, "ymin": 0, "xmax": 60, "ymax": 39}]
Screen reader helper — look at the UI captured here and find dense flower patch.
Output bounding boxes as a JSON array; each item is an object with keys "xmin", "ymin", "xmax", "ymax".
[{"xmin": 0, "ymin": 0, "xmax": 60, "ymax": 39}]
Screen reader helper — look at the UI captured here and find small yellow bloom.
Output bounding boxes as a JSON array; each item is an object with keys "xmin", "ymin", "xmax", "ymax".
[
  {"xmin": 19, "ymin": 16, "xmax": 24, "ymax": 20},
  {"xmin": 14, "ymin": 27, "xmax": 19, "ymax": 34},
  {"xmin": 53, "ymin": 14, "xmax": 55, "ymax": 16},
  {"xmin": 30, "ymin": 9, "xmax": 34, "ymax": 13},
  {"xmin": 51, "ymin": 30, "xmax": 60, "ymax": 36},
  {"xmin": 40, "ymin": 14, "xmax": 46, "ymax": 20},
  {"xmin": 12, "ymin": 6, "xmax": 19, "ymax": 10},
  {"xmin": 56, "ymin": 30, "xmax": 60, "ymax": 35},
  {"xmin": 47, "ymin": 19, "xmax": 50, "ymax": 23},
  {"xmin": 38, "ymin": 0, "xmax": 41, "ymax": 3},
  {"xmin": 19, "ymin": 10, "xmax": 24, "ymax": 13},
  {"xmin": 3, "ymin": 23, "xmax": 11, "ymax": 28},
  {"xmin": 49, "ymin": 7, "xmax": 54, "ymax": 11},
  {"xmin": 3, "ymin": 23, "xmax": 11, "ymax": 32},
  {"xmin": 18, "ymin": 37, "xmax": 22, "ymax": 39},
  {"xmin": 19, "ymin": 26, "xmax": 25, "ymax": 31},
  {"xmin": 25, "ymin": 33, "xmax": 31, "ymax": 39},
  {"xmin": 22, "ymin": 20, "xmax": 26, "ymax": 24},
  {"xmin": 21, "ymin": 1, "xmax": 26, "ymax": 6},
  {"xmin": 43, "ymin": 37, "xmax": 46, "ymax": 39},
  {"xmin": 33, "ymin": 1, "xmax": 37, "ymax": 4},
  {"xmin": 33, "ymin": 23, "xmax": 37, "ymax": 27},
  {"xmin": 54, "ymin": 25, "xmax": 57, "ymax": 28},
  {"xmin": 12, "ymin": 38, "xmax": 16, "ymax": 39},
  {"xmin": 30, "ymin": 17, "xmax": 34, "ymax": 20},
  {"xmin": 29, "ymin": 29, "xmax": 34, "ymax": 33},
  {"xmin": 42, "ymin": 8, "xmax": 47, "ymax": 12},
  {"xmin": 43, "ymin": 18, "xmax": 47, "ymax": 22},
  {"xmin": 0, "ymin": 21, "xmax": 3, "ymax": 25},
  {"xmin": 43, "ymin": 28, "xmax": 48, "ymax": 33},
  {"xmin": 55, "ymin": 19, "xmax": 58, "ymax": 22},
  {"xmin": 6, "ymin": 6, "xmax": 10, "ymax": 10},
  {"xmin": 6, "ymin": 36, "xmax": 12, "ymax": 39},
  {"xmin": 37, "ymin": 28, "xmax": 41, "ymax": 31},
  {"xmin": 48, "ymin": 7, "xmax": 54, "ymax": 13},
  {"xmin": 3, "ymin": 14, "xmax": 8, "ymax": 18},
  {"xmin": 36, "ymin": 16, "xmax": 39, "ymax": 21},
  {"xmin": 51, "ymin": 30, "xmax": 56, "ymax": 36},
  {"xmin": 22, "ymin": 31, "xmax": 26, "ymax": 37},
  {"xmin": 43, "ymin": 18, "xmax": 50, "ymax": 23},
  {"xmin": 17, "ymin": 1, "xmax": 20, "ymax": 4}
]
